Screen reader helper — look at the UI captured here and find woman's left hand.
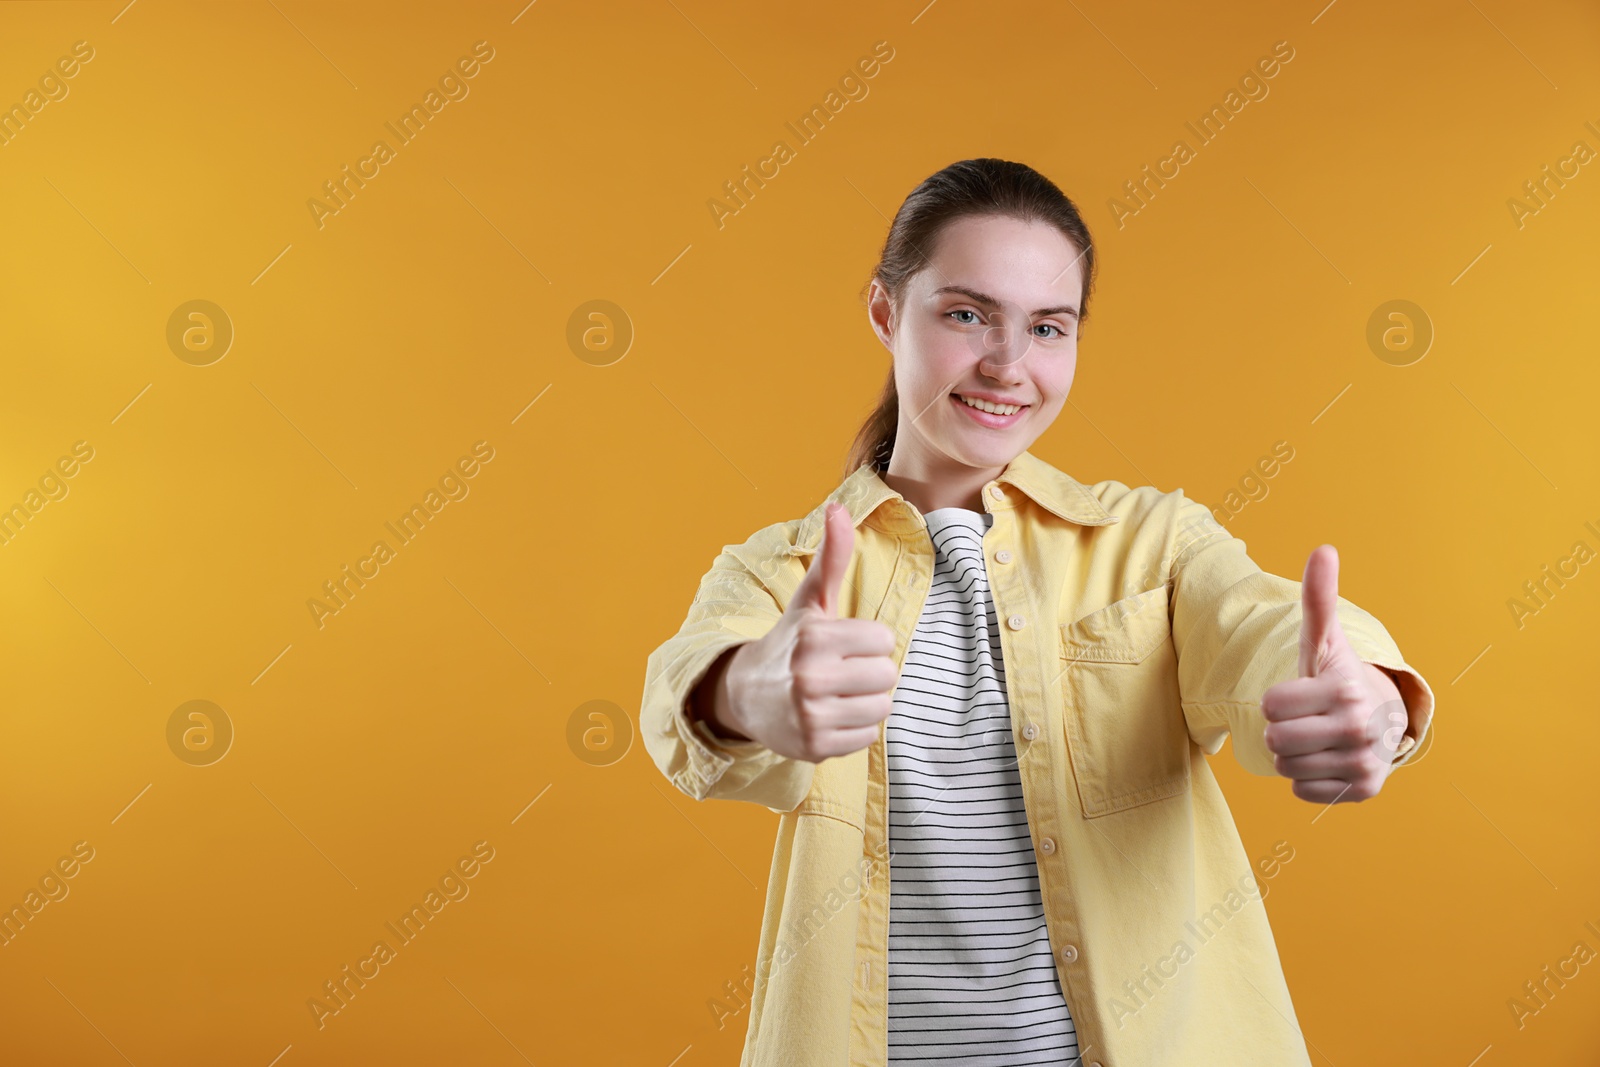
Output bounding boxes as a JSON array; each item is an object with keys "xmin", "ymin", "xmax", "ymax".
[{"xmin": 1259, "ymin": 544, "xmax": 1411, "ymax": 805}]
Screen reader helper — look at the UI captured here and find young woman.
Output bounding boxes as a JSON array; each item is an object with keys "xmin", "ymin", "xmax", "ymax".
[{"xmin": 641, "ymin": 158, "xmax": 1434, "ymax": 1067}]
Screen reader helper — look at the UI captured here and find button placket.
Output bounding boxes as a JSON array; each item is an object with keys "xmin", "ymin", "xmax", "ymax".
[
  {"xmin": 988, "ymin": 501, "xmax": 1088, "ymax": 1059},
  {"xmin": 860, "ymin": 531, "xmax": 928, "ymax": 1052}
]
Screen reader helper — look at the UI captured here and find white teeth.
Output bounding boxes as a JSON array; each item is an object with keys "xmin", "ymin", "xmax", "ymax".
[{"xmin": 958, "ymin": 394, "xmax": 1023, "ymax": 416}]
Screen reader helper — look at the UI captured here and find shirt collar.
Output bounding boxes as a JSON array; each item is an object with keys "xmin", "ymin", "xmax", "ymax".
[{"xmin": 793, "ymin": 448, "xmax": 1120, "ymax": 554}]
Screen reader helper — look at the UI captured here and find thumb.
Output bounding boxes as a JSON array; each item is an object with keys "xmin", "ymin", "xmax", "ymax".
[
  {"xmin": 1298, "ymin": 543, "xmax": 1343, "ymax": 677},
  {"xmin": 792, "ymin": 502, "xmax": 853, "ymax": 617}
]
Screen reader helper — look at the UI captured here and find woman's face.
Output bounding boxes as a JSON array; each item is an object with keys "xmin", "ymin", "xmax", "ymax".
[{"xmin": 869, "ymin": 213, "xmax": 1085, "ymax": 476}]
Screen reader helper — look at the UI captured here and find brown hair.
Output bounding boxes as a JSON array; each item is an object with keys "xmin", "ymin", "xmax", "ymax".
[{"xmin": 844, "ymin": 158, "xmax": 1098, "ymax": 480}]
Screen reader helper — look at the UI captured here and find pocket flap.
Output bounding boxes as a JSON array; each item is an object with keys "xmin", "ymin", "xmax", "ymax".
[{"xmin": 1060, "ymin": 585, "xmax": 1170, "ymax": 664}]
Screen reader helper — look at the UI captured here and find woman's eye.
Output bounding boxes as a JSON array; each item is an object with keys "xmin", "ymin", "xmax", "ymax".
[{"xmin": 947, "ymin": 310, "xmax": 1068, "ymax": 338}]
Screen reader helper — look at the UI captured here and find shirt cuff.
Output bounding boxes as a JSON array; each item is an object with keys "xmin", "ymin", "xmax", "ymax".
[{"xmin": 1360, "ymin": 659, "xmax": 1434, "ymax": 768}]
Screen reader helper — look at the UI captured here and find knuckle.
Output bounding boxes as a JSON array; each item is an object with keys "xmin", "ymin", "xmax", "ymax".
[
  {"xmin": 794, "ymin": 711, "xmax": 823, "ymax": 748},
  {"xmin": 791, "ymin": 669, "xmax": 821, "ymax": 701},
  {"xmin": 795, "ymin": 620, "xmax": 825, "ymax": 652},
  {"xmin": 873, "ymin": 622, "xmax": 897, "ymax": 653}
]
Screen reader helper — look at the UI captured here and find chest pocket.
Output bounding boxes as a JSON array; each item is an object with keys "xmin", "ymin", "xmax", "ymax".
[{"xmin": 1058, "ymin": 583, "xmax": 1190, "ymax": 818}]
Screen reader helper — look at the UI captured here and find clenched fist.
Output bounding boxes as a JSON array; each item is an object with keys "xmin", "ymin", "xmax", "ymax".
[
  {"xmin": 698, "ymin": 501, "xmax": 902, "ymax": 762},
  {"xmin": 1260, "ymin": 544, "xmax": 1411, "ymax": 805}
]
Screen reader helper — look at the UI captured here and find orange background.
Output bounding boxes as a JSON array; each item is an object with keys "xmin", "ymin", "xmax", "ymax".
[{"xmin": 1, "ymin": 0, "xmax": 1597, "ymax": 1063}]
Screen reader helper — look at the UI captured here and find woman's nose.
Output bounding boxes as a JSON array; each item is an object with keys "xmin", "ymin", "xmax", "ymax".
[{"xmin": 975, "ymin": 313, "xmax": 1030, "ymax": 382}]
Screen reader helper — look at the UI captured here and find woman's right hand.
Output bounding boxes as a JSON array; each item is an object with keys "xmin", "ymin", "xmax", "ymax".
[{"xmin": 720, "ymin": 501, "xmax": 901, "ymax": 761}]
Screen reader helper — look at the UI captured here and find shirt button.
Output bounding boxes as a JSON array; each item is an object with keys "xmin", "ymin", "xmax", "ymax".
[
  {"xmin": 995, "ymin": 549, "xmax": 1013, "ymax": 564},
  {"xmin": 1021, "ymin": 722, "xmax": 1038, "ymax": 741},
  {"xmin": 1060, "ymin": 943, "xmax": 1078, "ymax": 963},
  {"xmin": 989, "ymin": 485, "xmax": 1005, "ymax": 500},
  {"xmin": 1007, "ymin": 613, "xmax": 1025, "ymax": 630},
  {"xmin": 1038, "ymin": 836, "xmax": 1056, "ymax": 855}
]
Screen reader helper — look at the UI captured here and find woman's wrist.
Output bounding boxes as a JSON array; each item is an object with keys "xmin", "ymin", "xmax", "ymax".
[{"xmin": 690, "ymin": 643, "xmax": 754, "ymax": 742}]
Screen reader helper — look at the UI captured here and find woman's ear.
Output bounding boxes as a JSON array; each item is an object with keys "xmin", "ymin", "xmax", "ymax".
[{"xmin": 866, "ymin": 279, "xmax": 896, "ymax": 352}]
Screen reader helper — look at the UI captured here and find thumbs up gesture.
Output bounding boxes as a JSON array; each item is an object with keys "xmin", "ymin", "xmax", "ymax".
[
  {"xmin": 1259, "ymin": 544, "xmax": 1410, "ymax": 805},
  {"xmin": 720, "ymin": 502, "xmax": 902, "ymax": 762}
]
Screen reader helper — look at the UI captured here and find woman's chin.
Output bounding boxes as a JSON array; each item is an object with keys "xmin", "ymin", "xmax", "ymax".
[{"xmin": 929, "ymin": 433, "xmax": 1025, "ymax": 470}]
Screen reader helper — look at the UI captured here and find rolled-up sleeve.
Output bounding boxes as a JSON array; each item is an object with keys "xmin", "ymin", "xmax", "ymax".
[
  {"xmin": 640, "ymin": 541, "xmax": 817, "ymax": 812},
  {"xmin": 1167, "ymin": 494, "xmax": 1436, "ymax": 777}
]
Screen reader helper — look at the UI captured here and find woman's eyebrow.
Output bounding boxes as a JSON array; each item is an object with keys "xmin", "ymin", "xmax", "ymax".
[{"xmin": 932, "ymin": 284, "xmax": 1079, "ymax": 319}]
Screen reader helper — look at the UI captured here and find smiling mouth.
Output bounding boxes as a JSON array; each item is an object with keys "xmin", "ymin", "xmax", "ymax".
[{"xmin": 953, "ymin": 393, "xmax": 1028, "ymax": 416}]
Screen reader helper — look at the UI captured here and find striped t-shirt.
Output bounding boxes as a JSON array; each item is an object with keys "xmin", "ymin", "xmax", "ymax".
[{"xmin": 885, "ymin": 506, "xmax": 1080, "ymax": 1066}]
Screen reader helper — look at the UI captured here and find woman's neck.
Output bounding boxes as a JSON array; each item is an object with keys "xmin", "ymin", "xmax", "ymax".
[{"xmin": 881, "ymin": 453, "xmax": 1004, "ymax": 515}]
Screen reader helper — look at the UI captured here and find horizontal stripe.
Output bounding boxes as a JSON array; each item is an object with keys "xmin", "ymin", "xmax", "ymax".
[{"xmin": 888, "ymin": 508, "xmax": 1076, "ymax": 1066}]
